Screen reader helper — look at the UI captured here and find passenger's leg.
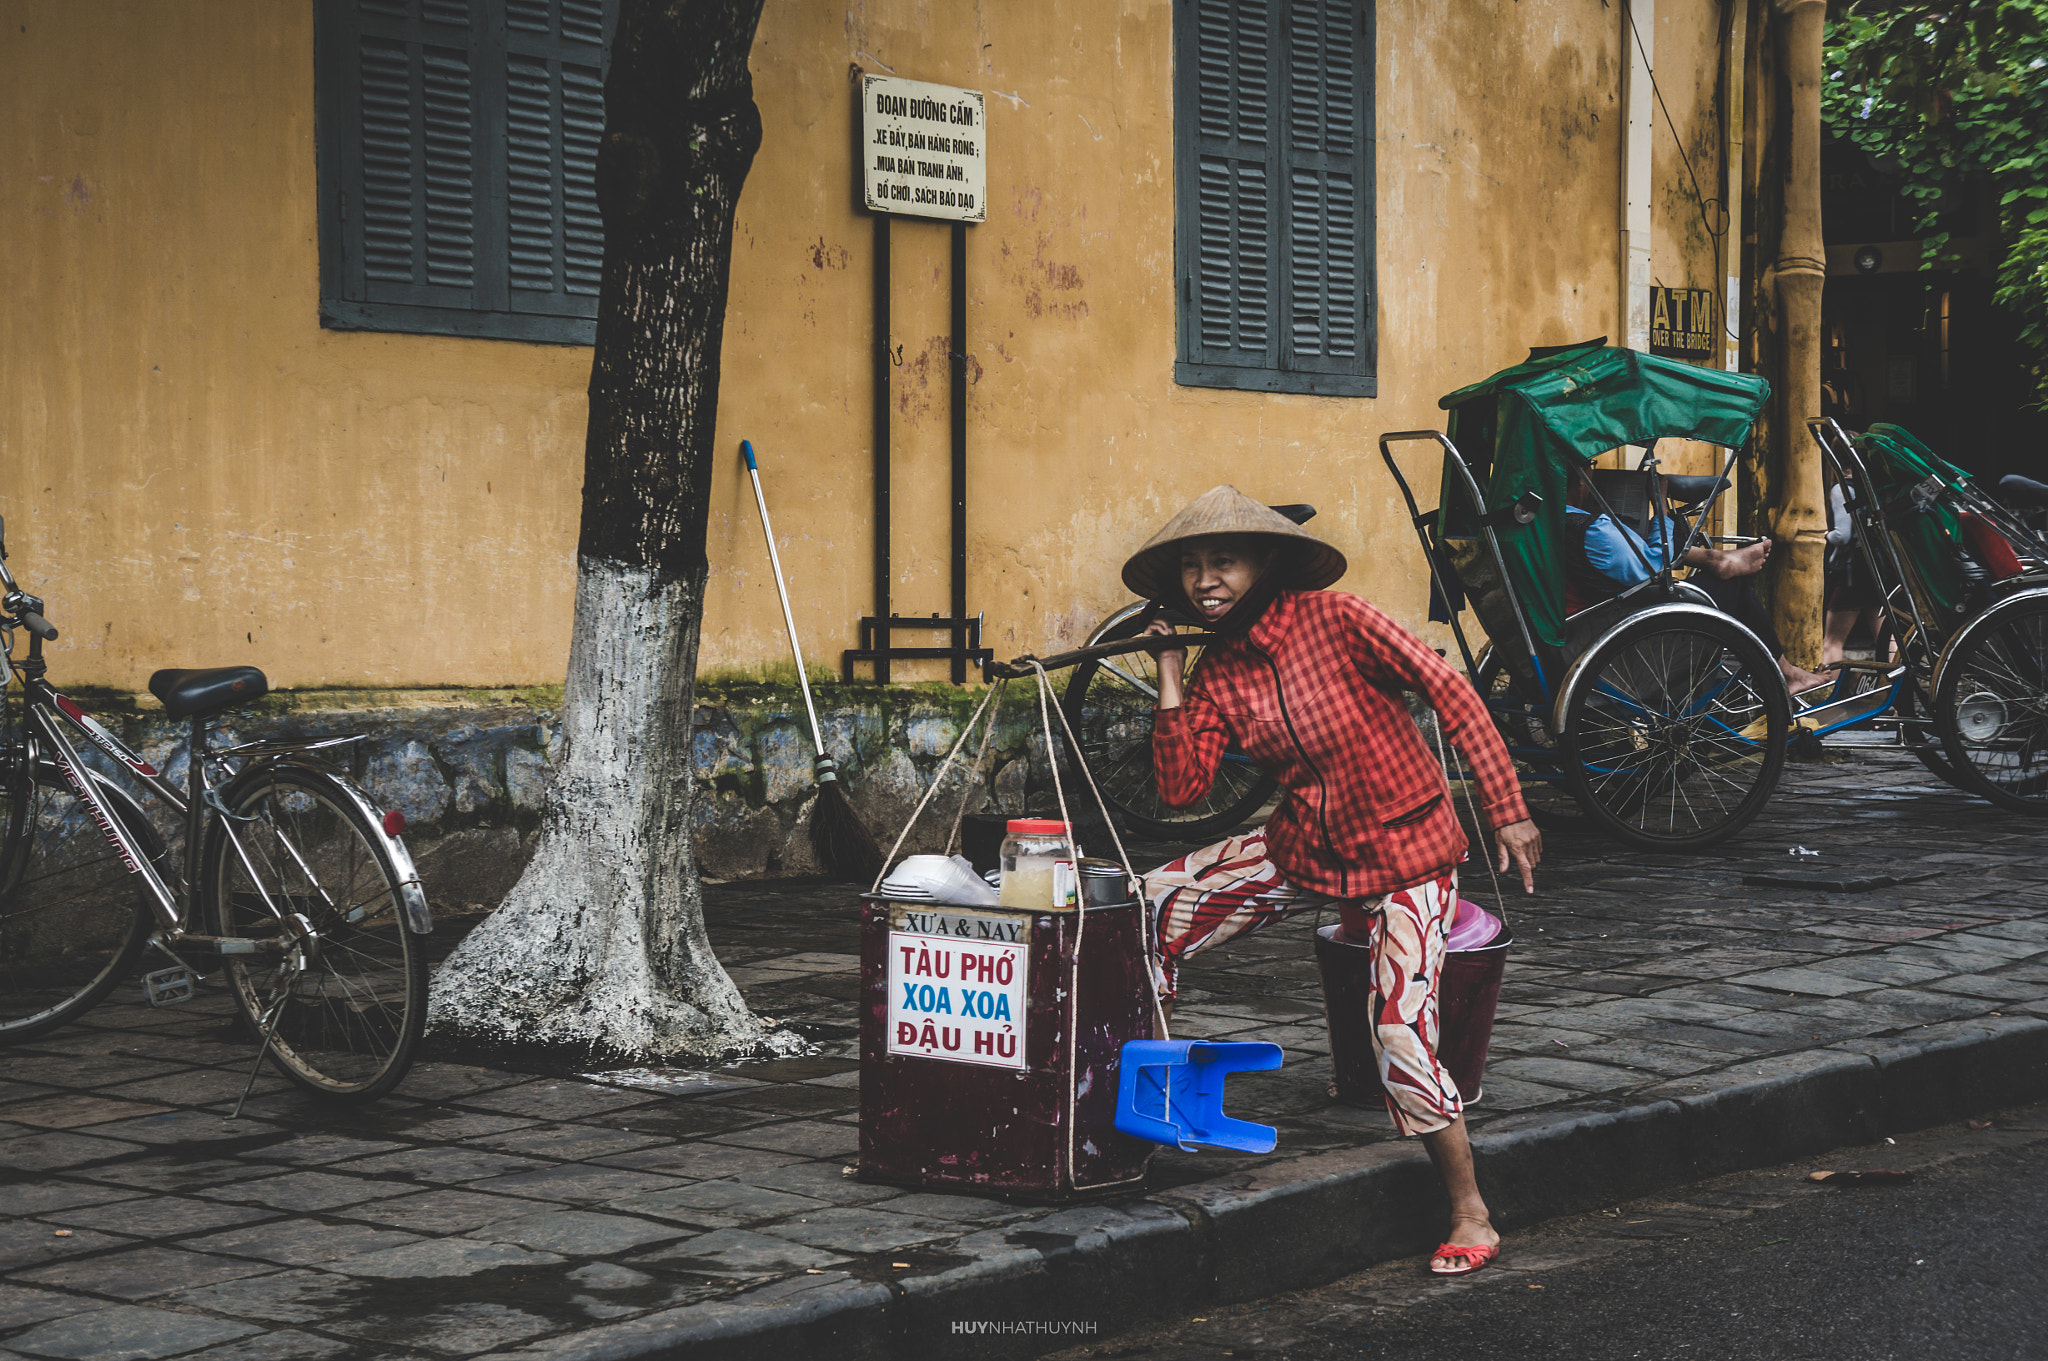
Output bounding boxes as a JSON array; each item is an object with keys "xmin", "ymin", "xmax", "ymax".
[
  {"xmin": 1823, "ymin": 608, "xmax": 1858, "ymax": 667},
  {"xmin": 1695, "ymin": 574, "xmax": 1832, "ymax": 692}
]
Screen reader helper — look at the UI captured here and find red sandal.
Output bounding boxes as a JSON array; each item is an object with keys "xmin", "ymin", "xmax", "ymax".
[{"xmin": 1429, "ymin": 1242, "xmax": 1499, "ymax": 1276}]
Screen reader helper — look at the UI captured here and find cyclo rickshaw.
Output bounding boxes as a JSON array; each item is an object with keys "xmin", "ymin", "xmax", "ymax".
[
  {"xmin": 1378, "ymin": 340, "xmax": 1793, "ymax": 851},
  {"xmin": 1804, "ymin": 417, "xmax": 2048, "ymax": 813},
  {"xmin": 1057, "ymin": 340, "xmax": 1792, "ymax": 851}
]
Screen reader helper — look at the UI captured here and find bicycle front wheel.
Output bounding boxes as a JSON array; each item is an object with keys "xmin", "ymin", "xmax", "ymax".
[
  {"xmin": 207, "ymin": 765, "xmax": 426, "ymax": 1101},
  {"xmin": 0, "ymin": 766, "xmax": 156, "ymax": 1041},
  {"xmin": 1060, "ymin": 613, "xmax": 1276, "ymax": 842}
]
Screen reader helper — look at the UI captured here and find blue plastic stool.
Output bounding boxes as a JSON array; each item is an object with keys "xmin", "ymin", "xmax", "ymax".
[{"xmin": 1114, "ymin": 1040, "xmax": 1283, "ymax": 1152}]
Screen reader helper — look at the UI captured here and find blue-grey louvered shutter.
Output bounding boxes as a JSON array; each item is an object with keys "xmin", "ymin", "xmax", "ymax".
[
  {"xmin": 1280, "ymin": 0, "xmax": 1372, "ymax": 381},
  {"xmin": 327, "ymin": 0, "xmax": 483, "ymax": 317},
  {"xmin": 318, "ymin": 0, "xmax": 612, "ymax": 343},
  {"xmin": 1183, "ymin": 0, "xmax": 1278, "ymax": 374},
  {"xmin": 502, "ymin": 0, "xmax": 608, "ymax": 319},
  {"xmin": 1175, "ymin": 0, "xmax": 1375, "ymax": 396}
]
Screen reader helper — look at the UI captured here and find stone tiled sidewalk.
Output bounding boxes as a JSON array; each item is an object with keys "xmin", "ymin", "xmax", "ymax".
[{"xmin": 3, "ymin": 750, "xmax": 2047, "ymax": 1360}]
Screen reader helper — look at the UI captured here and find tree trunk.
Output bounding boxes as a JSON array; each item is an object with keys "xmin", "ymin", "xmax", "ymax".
[
  {"xmin": 428, "ymin": 0, "xmax": 796, "ymax": 1064},
  {"xmin": 1767, "ymin": 0, "xmax": 1828, "ymax": 668}
]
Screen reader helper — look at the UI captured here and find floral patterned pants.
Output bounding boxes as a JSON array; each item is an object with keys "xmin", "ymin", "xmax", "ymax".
[{"xmin": 1146, "ymin": 828, "xmax": 1463, "ymax": 1136}]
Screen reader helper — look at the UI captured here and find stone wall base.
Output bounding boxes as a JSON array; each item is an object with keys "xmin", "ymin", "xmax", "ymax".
[{"xmin": 66, "ymin": 683, "xmax": 1064, "ymax": 895}]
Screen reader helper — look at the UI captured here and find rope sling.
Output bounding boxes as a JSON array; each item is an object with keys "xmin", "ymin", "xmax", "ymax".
[{"xmin": 867, "ymin": 671, "xmax": 1166, "ymax": 1191}]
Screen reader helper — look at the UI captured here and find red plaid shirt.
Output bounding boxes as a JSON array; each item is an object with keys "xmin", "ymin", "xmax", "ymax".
[{"xmin": 1152, "ymin": 590, "xmax": 1529, "ymax": 899}]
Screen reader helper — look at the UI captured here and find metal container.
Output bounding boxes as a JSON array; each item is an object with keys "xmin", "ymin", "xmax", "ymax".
[
  {"xmin": 1078, "ymin": 857, "xmax": 1133, "ymax": 907},
  {"xmin": 858, "ymin": 895, "xmax": 1154, "ymax": 1199},
  {"xmin": 1314, "ymin": 922, "xmax": 1511, "ymax": 1106}
]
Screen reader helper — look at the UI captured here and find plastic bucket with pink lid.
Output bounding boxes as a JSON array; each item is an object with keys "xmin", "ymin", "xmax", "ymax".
[{"xmin": 1314, "ymin": 897, "xmax": 1511, "ymax": 1106}]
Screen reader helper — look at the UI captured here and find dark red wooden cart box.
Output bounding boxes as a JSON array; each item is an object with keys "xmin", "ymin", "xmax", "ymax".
[{"xmin": 857, "ymin": 896, "xmax": 1155, "ymax": 1199}]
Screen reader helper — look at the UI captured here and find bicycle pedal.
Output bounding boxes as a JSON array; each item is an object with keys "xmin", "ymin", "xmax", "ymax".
[{"xmin": 143, "ymin": 966, "xmax": 197, "ymax": 1007}]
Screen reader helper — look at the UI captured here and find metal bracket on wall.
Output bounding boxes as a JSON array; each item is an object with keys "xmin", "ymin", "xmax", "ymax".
[
  {"xmin": 844, "ymin": 216, "xmax": 984, "ymax": 684},
  {"xmin": 842, "ymin": 613, "xmax": 993, "ymax": 679}
]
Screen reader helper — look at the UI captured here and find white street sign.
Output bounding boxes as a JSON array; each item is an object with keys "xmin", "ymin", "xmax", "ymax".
[{"xmin": 863, "ymin": 75, "xmax": 986, "ymax": 223}]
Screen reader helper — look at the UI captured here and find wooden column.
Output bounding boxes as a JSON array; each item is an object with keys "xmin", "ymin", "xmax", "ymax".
[{"xmin": 1771, "ymin": 0, "xmax": 1828, "ymax": 666}]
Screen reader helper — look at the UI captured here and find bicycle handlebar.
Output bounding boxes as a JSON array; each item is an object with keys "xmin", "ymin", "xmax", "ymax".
[{"xmin": 16, "ymin": 611, "xmax": 56, "ymax": 642}]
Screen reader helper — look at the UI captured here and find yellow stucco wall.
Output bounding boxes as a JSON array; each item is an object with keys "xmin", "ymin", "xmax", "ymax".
[
  {"xmin": 2, "ymin": 1, "xmax": 586, "ymax": 691},
  {"xmin": 3, "ymin": 1, "xmax": 1736, "ymax": 693},
  {"xmin": 705, "ymin": 0, "xmax": 1732, "ymax": 681}
]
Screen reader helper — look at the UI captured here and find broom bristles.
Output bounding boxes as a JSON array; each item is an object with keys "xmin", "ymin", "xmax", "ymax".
[{"xmin": 809, "ymin": 758, "xmax": 884, "ymax": 883}]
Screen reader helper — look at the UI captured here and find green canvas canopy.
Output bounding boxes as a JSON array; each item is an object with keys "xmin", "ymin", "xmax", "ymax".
[
  {"xmin": 1437, "ymin": 341, "xmax": 1772, "ymax": 654},
  {"xmin": 1853, "ymin": 423, "xmax": 1972, "ymax": 620}
]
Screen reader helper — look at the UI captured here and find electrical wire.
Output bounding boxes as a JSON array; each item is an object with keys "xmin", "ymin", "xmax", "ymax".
[{"xmin": 1622, "ymin": 0, "xmax": 1739, "ymax": 344}]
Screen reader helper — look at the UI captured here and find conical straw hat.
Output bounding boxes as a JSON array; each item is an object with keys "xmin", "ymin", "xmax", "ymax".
[{"xmin": 1121, "ymin": 485, "xmax": 1347, "ymax": 602}]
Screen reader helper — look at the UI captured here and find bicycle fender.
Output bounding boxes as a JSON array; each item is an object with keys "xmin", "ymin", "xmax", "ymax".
[
  {"xmin": 1928, "ymin": 584, "xmax": 2048, "ymax": 702},
  {"xmin": 258, "ymin": 755, "xmax": 434, "ymax": 935},
  {"xmin": 1550, "ymin": 600, "xmax": 1778, "ymax": 739}
]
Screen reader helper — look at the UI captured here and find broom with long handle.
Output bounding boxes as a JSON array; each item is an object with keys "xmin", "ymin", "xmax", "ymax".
[{"xmin": 740, "ymin": 440, "xmax": 884, "ymax": 882}]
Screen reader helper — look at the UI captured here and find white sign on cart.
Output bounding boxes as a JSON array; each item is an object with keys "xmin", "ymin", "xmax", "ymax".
[
  {"xmin": 862, "ymin": 74, "xmax": 987, "ymax": 223},
  {"xmin": 885, "ymin": 907, "xmax": 1026, "ymax": 1069}
]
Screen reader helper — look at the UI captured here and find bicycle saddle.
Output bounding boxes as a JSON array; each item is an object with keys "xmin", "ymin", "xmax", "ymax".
[
  {"xmin": 1268, "ymin": 503, "xmax": 1317, "ymax": 525},
  {"xmin": 149, "ymin": 666, "xmax": 268, "ymax": 719},
  {"xmin": 1663, "ymin": 475, "xmax": 1729, "ymax": 511},
  {"xmin": 2000, "ymin": 473, "xmax": 2048, "ymax": 508}
]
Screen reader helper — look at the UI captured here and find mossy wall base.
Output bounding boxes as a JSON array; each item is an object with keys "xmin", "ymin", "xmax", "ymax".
[{"xmin": 67, "ymin": 682, "xmax": 1065, "ymax": 898}]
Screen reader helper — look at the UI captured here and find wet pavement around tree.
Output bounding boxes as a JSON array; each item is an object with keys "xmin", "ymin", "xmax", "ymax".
[{"xmin": 3, "ymin": 748, "xmax": 2048, "ymax": 1360}]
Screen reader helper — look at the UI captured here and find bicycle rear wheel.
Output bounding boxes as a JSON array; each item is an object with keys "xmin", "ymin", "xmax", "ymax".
[
  {"xmin": 207, "ymin": 764, "xmax": 426, "ymax": 1101},
  {"xmin": 0, "ymin": 764, "xmax": 157, "ymax": 1041},
  {"xmin": 1060, "ymin": 613, "xmax": 1276, "ymax": 842}
]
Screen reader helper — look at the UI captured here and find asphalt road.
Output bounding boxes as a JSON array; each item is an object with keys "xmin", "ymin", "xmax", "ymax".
[{"xmin": 1046, "ymin": 1102, "xmax": 2048, "ymax": 1361}]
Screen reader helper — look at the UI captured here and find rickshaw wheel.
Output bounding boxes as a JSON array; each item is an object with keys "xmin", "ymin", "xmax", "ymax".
[
  {"xmin": 1557, "ymin": 609, "xmax": 1789, "ymax": 851},
  {"xmin": 1060, "ymin": 612, "xmax": 1278, "ymax": 841},
  {"xmin": 1932, "ymin": 593, "xmax": 2048, "ymax": 814}
]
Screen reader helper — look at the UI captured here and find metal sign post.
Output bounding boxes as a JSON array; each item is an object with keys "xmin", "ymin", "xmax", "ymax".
[{"xmin": 844, "ymin": 76, "xmax": 992, "ymax": 683}]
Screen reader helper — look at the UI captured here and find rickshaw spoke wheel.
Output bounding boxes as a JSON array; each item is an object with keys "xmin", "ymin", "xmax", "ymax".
[
  {"xmin": 1559, "ymin": 610, "xmax": 1789, "ymax": 851},
  {"xmin": 1933, "ymin": 594, "xmax": 2048, "ymax": 814}
]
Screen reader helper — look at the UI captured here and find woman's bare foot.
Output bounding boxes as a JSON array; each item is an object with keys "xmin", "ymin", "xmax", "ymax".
[
  {"xmin": 1429, "ymin": 1214, "xmax": 1501, "ymax": 1274},
  {"xmin": 1440, "ymin": 1212, "xmax": 1500, "ymax": 1251}
]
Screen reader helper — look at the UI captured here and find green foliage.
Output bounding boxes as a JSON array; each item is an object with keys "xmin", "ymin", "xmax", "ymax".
[{"xmin": 1825, "ymin": 1, "xmax": 2048, "ymax": 398}]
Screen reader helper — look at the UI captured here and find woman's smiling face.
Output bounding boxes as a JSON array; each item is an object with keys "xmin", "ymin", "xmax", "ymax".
[{"xmin": 1180, "ymin": 535, "xmax": 1269, "ymax": 622}]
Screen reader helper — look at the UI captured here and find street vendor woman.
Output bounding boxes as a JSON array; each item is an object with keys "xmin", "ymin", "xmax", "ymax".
[{"xmin": 1127, "ymin": 485, "xmax": 1541, "ymax": 1278}]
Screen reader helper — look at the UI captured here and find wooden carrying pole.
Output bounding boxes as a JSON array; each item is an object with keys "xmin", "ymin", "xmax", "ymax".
[{"xmin": 1771, "ymin": 0, "xmax": 1829, "ymax": 667}]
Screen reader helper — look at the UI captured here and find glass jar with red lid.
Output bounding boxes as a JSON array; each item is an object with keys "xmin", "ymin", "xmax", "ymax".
[{"xmin": 997, "ymin": 818, "xmax": 1076, "ymax": 909}]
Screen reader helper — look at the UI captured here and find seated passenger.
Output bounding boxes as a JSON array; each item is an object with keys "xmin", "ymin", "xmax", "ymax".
[{"xmin": 1565, "ymin": 472, "xmax": 1834, "ymax": 695}]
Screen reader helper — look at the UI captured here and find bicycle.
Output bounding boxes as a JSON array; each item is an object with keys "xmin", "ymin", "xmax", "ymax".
[{"xmin": 0, "ymin": 517, "xmax": 432, "ymax": 1107}]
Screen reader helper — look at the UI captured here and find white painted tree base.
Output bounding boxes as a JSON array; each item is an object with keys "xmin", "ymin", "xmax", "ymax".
[{"xmin": 428, "ymin": 557, "xmax": 804, "ymax": 1062}]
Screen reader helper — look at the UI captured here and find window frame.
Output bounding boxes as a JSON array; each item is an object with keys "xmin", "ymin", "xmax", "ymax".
[
  {"xmin": 1172, "ymin": 0, "xmax": 1379, "ymax": 398},
  {"xmin": 313, "ymin": 0, "xmax": 613, "ymax": 346}
]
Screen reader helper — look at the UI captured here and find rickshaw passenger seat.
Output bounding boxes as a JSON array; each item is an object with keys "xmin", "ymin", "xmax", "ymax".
[
  {"xmin": 1586, "ymin": 469, "xmax": 1653, "ymax": 536},
  {"xmin": 1664, "ymin": 475, "xmax": 1731, "ymax": 511}
]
